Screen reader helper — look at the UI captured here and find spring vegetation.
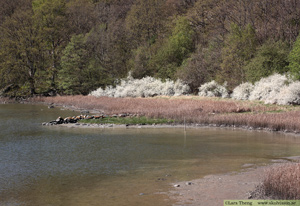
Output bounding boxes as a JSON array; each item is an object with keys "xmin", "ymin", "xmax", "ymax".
[
  {"xmin": 2, "ymin": 0, "xmax": 300, "ymax": 199},
  {"xmin": 2, "ymin": 0, "xmax": 300, "ymax": 100}
]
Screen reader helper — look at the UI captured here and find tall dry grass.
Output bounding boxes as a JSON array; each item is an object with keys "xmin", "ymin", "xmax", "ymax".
[
  {"xmin": 29, "ymin": 95, "xmax": 300, "ymax": 132},
  {"xmin": 263, "ymin": 163, "xmax": 300, "ymax": 199}
]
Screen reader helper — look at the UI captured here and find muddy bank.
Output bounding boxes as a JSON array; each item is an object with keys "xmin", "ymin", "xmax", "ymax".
[
  {"xmin": 169, "ymin": 157, "xmax": 300, "ymax": 206},
  {"xmin": 45, "ymin": 116, "xmax": 300, "ymax": 139}
]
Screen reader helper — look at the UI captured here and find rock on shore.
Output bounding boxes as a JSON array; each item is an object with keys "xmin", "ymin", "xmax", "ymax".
[{"xmin": 42, "ymin": 113, "xmax": 131, "ymax": 126}]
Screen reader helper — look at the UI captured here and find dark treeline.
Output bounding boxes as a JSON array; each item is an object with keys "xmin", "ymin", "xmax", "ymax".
[{"xmin": 1, "ymin": 0, "xmax": 300, "ymax": 97}]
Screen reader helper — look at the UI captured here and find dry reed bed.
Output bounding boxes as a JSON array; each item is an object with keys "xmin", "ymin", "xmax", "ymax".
[
  {"xmin": 0, "ymin": 97, "xmax": 18, "ymax": 104},
  {"xmin": 263, "ymin": 163, "xmax": 300, "ymax": 199},
  {"xmin": 29, "ymin": 95, "xmax": 300, "ymax": 132}
]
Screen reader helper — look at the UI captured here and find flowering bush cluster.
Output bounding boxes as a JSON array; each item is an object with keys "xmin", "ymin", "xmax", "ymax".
[
  {"xmin": 231, "ymin": 74, "xmax": 300, "ymax": 105},
  {"xmin": 198, "ymin": 74, "xmax": 300, "ymax": 105},
  {"xmin": 90, "ymin": 75, "xmax": 190, "ymax": 98},
  {"xmin": 90, "ymin": 72, "xmax": 300, "ymax": 105},
  {"xmin": 198, "ymin": 80, "xmax": 229, "ymax": 98}
]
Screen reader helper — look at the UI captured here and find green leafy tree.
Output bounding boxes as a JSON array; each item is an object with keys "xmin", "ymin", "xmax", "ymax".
[
  {"xmin": 218, "ymin": 23, "xmax": 257, "ymax": 90},
  {"xmin": 288, "ymin": 34, "xmax": 300, "ymax": 80},
  {"xmin": 152, "ymin": 16, "xmax": 195, "ymax": 79},
  {"xmin": 59, "ymin": 34, "xmax": 110, "ymax": 95},
  {"xmin": 245, "ymin": 40, "xmax": 289, "ymax": 83},
  {"xmin": 0, "ymin": 8, "xmax": 46, "ymax": 96},
  {"xmin": 32, "ymin": 0, "xmax": 69, "ymax": 93}
]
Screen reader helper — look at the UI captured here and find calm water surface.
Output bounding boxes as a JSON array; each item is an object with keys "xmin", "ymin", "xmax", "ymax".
[{"xmin": 1, "ymin": 104, "xmax": 300, "ymax": 206}]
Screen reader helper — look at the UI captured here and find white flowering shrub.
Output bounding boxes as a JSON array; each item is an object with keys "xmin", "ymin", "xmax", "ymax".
[
  {"xmin": 90, "ymin": 85, "xmax": 116, "ymax": 97},
  {"xmin": 249, "ymin": 74, "xmax": 289, "ymax": 102},
  {"xmin": 231, "ymin": 73, "xmax": 300, "ymax": 105},
  {"xmin": 274, "ymin": 82, "xmax": 300, "ymax": 105},
  {"xmin": 198, "ymin": 80, "xmax": 229, "ymax": 98},
  {"xmin": 89, "ymin": 75, "xmax": 190, "ymax": 98},
  {"xmin": 231, "ymin": 82, "xmax": 254, "ymax": 100},
  {"xmin": 90, "ymin": 73, "xmax": 300, "ymax": 105}
]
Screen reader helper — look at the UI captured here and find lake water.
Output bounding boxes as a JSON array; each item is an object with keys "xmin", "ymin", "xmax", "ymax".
[{"xmin": 1, "ymin": 104, "xmax": 300, "ymax": 206}]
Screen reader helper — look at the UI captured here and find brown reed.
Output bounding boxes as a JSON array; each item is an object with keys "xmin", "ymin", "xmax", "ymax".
[
  {"xmin": 263, "ymin": 163, "xmax": 300, "ymax": 199},
  {"xmin": 0, "ymin": 97, "xmax": 17, "ymax": 104}
]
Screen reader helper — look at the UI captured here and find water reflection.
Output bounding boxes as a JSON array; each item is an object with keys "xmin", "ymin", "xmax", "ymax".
[{"xmin": 184, "ymin": 130, "xmax": 187, "ymax": 148}]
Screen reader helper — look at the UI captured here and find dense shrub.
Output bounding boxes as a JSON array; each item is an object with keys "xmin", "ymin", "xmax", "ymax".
[
  {"xmin": 231, "ymin": 82, "xmax": 254, "ymax": 100},
  {"xmin": 198, "ymin": 80, "xmax": 229, "ymax": 98},
  {"xmin": 90, "ymin": 75, "xmax": 190, "ymax": 98}
]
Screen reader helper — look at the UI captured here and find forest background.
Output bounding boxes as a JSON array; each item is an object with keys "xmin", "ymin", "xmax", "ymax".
[{"xmin": 2, "ymin": 0, "xmax": 300, "ymax": 97}]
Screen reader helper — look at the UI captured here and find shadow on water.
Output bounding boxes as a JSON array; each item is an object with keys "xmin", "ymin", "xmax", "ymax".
[{"xmin": 1, "ymin": 104, "xmax": 300, "ymax": 205}]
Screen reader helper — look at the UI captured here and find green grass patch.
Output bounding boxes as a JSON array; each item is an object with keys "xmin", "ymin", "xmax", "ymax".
[
  {"xmin": 266, "ymin": 109, "xmax": 284, "ymax": 113},
  {"xmin": 79, "ymin": 116, "xmax": 174, "ymax": 125}
]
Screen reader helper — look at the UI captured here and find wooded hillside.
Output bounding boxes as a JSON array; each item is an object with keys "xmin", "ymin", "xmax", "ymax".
[{"xmin": 1, "ymin": 0, "xmax": 300, "ymax": 96}]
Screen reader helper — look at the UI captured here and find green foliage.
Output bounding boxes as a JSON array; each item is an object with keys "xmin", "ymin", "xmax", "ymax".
[
  {"xmin": 0, "ymin": 8, "xmax": 47, "ymax": 96},
  {"xmin": 218, "ymin": 24, "xmax": 258, "ymax": 90},
  {"xmin": 59, "ymin": 34, "xmax": 110, "ymax": 95},
  {"xmin": 288, "ymin": 34, "xmax": 300, "ymax": 80},
  {"xmin": 2, "ymin": 0, "xmax": 300, "ymax": 97},
  {"xmin": 245, "ymin": 40, "xmax": 289, "ymax": 83},
  {"xmin": 153, "ymin": 16, "xmax": 195, "ymax": 79},
  {"xmin": 32, "ymin": 0, "xmax": 69, "ymax": 91}
]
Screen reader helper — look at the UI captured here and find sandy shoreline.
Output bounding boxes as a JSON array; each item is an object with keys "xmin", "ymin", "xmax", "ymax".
[{"xmin": 169, "ymin": 166, "xmax": 264, "ymax": 206}]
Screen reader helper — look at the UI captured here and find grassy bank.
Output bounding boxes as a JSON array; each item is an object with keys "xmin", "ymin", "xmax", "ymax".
[{"xmin": 26, "ymin": 95, "xmax": 300, "ymax": 132}]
